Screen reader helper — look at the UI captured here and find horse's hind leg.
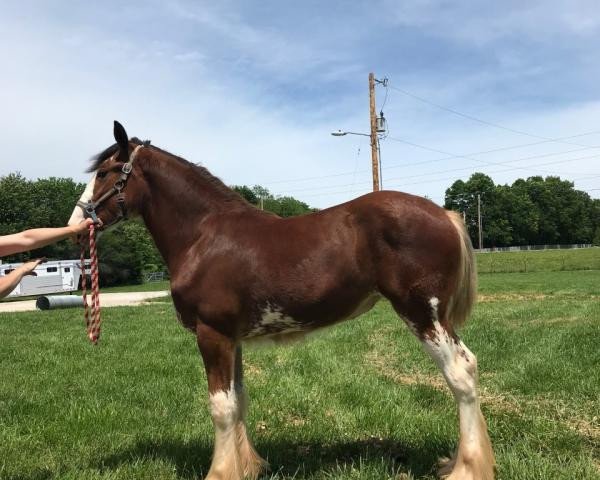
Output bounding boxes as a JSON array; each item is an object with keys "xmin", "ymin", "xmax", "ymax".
[
  {"xmin": 234, "ymin": 346, "xmax": 268, "ymax": 479},
  {"xmin": 393, "ymin": 296, "xmax": 495, "ymax": 480},
  {"xmin": 196, "ymin": 323, "xmax": 243, "ymax": 480}
]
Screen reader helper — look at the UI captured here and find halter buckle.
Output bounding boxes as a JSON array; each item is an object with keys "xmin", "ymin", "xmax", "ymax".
[{"xmin": 82, "ymin": 201, "xmax": 99, "ymax": 223}]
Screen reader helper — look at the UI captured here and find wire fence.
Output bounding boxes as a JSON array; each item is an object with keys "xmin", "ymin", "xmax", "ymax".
[
  {"xmin": 478, "ymin": 244, "xmax": 592, "ymax": 253},
  {"xmin": 144, "ymin": 271, "xmax": 167, "ymax": 282}
]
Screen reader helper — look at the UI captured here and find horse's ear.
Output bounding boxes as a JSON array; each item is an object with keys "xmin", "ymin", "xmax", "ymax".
[{"xmin": 113, "ymin": 120, "xmax": 129, "ymax": 152}]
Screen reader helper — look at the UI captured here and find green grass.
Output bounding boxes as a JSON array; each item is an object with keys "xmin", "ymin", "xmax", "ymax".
[
  {"xmin": 0, "ymin": 271, "xmax": 599, "ymax": 479},
  {"xmin": 476, "ymin": 247, "xmax": 600, "ymax": 273}
]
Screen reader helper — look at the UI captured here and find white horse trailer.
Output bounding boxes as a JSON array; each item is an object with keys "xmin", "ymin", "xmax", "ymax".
[{"xmin": 0, "ymin": 259, "xmax": 90, "ymax": 298}]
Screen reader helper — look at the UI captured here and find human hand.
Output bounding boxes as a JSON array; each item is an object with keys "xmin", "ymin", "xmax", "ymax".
[
  {"xmin": 19, "ymin": 258, "xmax": 45, "ymax": 276},
  {"xmin": 69, "ymin": 218, "xmax": 94, "ymax": 235},
  {"xmin": 69, "ymin": 218, "xmax": 94, "ymax": 243}
]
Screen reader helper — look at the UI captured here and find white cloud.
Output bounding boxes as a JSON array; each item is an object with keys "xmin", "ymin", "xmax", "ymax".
[{"xmin": 0, "ymin": 0, "xmax": 598, "ymax": 214}]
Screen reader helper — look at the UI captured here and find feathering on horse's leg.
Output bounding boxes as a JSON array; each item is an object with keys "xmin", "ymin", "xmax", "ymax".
[
  {"xmin": 234, "ymin": 346, "xmax": 268, "ymax": 480},
  {"xmin": 422, "ymin": 298, "xmax": 495, "ymax": 480},
  {"xmin": 197, "ymin": 323, "xmax": 243, "ymax": 480}
]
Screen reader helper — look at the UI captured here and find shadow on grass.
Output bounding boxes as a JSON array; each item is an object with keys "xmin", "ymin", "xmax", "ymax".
[
  {"xmin": 4, "ymin": 471, "xmax": 54, "ymax": 480},
  {"xmin": 96, "ymin": 435, "xmax": 450, "ymax": 479}
]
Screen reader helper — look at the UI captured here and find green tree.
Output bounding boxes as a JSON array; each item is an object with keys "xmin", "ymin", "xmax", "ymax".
[
  {"xmin": 263, "ymin": 196, "xmax": 312, "ymax": 217},
  {"xmin": 445, "ymin": 173, "xmax": 497, "ymax": 247},
  {"xmin": 230, "ymin": 184, "xmax": 313, "ymax": 217},
  {"xmin": 120, "ymin": 220, "xmax": 165, "ymax": 273},
  {"xmin": 97, "ymin": 222, "xmax": 146, "ymax": 286},
  {"xmin": 0, "ymin": 173, "xmax": 34, "ymax": 239},
  {"xmin": 495, "ymin": 185, "xmax": 538, "ymax": 246},
  {"xmin": 231, "ymin": 185, "xmax": 259, "ymax": 205},
  {"xmin": 0, "ymin": 174, "xmax": 85, "ymax": 262},
  {"xmin": 446, "ymin": 173, "xmax": 598, "ymax": 247},
  {"xmin": 515, "ymin": 176, "xmax": 595, "ymax": 244}
]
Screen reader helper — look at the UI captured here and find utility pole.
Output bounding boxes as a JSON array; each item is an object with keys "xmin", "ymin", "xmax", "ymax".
[
  {"xmin": 477, "ymin": 194, "xmax": 483, "ymax": 250},
  {"xmin": 369, "ymin": 72, "xmax": 380, "ymax": 192}
]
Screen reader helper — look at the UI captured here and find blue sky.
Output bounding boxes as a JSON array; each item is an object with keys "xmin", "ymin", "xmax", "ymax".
[{"xmin": 1, "ymin": 0, "xmax": 599, "ymax": 208}]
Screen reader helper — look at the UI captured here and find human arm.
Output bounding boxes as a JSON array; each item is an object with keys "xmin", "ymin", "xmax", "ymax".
[
  {"xmin": 0, "ymin": 259, "xmax": 43, "ymax": 299},
  {"xmin": 0, "ymin": 219, "xmax": 93, "ymax": 257}
]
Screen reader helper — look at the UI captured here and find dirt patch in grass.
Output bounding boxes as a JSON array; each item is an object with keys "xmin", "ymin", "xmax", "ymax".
[
  {"xmin": 365, "ymin": 347, "xmax": 447, "ymax": 391},
  {"xmin": 285, "ymin": 414, "xmax": 307, "ymax": 427},
  {"xmin": 478, "ymin": 293, "xmax": 548, "ymax": 302},
  {"xmin": 365, "ymin": 332, "xmax": 598, "ymax": 443},
  {"xmin": 367, "ymin": 350, "xmax": 522, "ymax": 415},
  {"xmin": 478, "ymin": 293, "xmax": 600, "ymax": 303},
  {"xmin": 365, "ymin": 328, "xmax": 446, "ymax": 391},
  {"xmin": 243, "ymin": 359, "xmax": 263, "ymax": 377},
  {"xmin": 527, "ymin": 315, "xmax": 585, "ymax": 326},
  {"xmin": 566, "ymin": 417, "xmax": 600, "ymax": 441}
]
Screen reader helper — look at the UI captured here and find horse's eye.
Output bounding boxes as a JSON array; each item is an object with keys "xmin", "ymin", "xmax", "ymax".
[{"xmin": 97, "ymin": 170, "xmax": 107, "ymax": 179}]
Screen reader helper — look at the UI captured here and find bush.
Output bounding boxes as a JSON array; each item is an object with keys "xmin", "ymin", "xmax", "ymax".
[{"xmin": 98, "ymin": 223, "xmax": 144, "ymax": 287}]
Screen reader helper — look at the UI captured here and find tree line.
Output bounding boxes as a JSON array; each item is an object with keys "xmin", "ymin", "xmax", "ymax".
[
  {"xmin": 445, "ymin": 173, "xmax": 600, "ymax": 248},
  {"xmin": 0, "ymin": 174, "xmax": 313, "ymax": 286},
  {"xmin": 1, "ymin": 171, "xmax": 598, "ymax": 286}
]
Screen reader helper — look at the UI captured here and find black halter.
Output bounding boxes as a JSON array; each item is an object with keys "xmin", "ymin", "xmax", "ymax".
[{"xmin": 77, "ymin": 145, "xmax": 144, "ymax": 227}]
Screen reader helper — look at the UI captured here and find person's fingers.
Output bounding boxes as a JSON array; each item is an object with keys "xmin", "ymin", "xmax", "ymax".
[
  {"xmin": 77, "ymin": 218, "xmax": 94, "ymax": 232},
  {"xmin": 20, "ymin": 260, "xmax": 40, "ymax": 275},
  {"xmin": 69, "ymin": 218, "xmax": 94, "ymax": 243}
]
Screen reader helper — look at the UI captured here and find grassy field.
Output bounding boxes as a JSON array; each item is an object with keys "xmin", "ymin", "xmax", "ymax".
[
  {"xmin": 0, "ymin": 268, "xmax": 599, "ymax": 478},
  {"xmin": 476, "ymin": 246, "xmax": 600, "ymax": 273}
]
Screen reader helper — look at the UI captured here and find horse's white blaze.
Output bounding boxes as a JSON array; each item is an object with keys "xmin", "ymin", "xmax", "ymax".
[
  {"xmin": 207, "ymin": 383, "xmax": 242, "ymax": 478},
  {"xmin": 422, "ymin": 296, "xmax": 494, "ymax": 478},
  {"xmin": 68, "ymin": 174, "xmax": 96, "ymax": 227}
]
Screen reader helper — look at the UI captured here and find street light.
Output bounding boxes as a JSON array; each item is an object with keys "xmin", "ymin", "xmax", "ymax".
[
  {"xmin": 331, "ymin": 130, "xmax": 370, "ymax": 137},
  {"xmin": 331, "ymin": 129, "xmax": 382, "ymax": 190}
]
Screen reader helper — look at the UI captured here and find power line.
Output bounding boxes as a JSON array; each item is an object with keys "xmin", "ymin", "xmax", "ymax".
[
  {"xmin": 384, "ymin": 137, "xmax": 600, "ymax": 178},
  {"xmin": 275, "ymin": 152, "xmax": 600, "ymax": 196},
  {"xmin": 258, "ymin": 129, "xmax": 600, "ymax": 187},
  {"xmin": 384, "ymin": 133, "xmax": 600, "ymax": 170},
  {"xmin": 292, "ymin": 155, "xmax": 600, "ymax": 200},
  {"xmin": 388, "ymin": 83, "xmax": 599, "ymax": 149}
]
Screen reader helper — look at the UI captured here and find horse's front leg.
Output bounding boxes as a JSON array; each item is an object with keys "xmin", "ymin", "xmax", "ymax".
[
  {"xmin": 196, "ymin": 322, "xmax": 243, "ymax": 480},
  {"xmin": 234, "ymin": 346, "xmax": 268, "ymax": 479}
]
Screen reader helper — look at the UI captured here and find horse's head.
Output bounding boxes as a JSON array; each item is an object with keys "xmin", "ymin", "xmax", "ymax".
[{"xmin": 68, "ymin": 121, "xmax": 149, "ymax": 231}]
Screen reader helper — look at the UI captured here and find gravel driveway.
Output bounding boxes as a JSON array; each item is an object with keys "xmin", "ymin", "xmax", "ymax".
[{"xmin": 0, "ymin": 291, "xmax": 169, "ymax": 313}]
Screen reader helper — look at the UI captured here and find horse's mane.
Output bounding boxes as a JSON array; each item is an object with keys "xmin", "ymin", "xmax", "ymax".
[
  {"xmin": 87, "ymin": 137, "xmax": 245, "ymax": 204},
  {"xmin": 87, "ymin": 137, "xmax": 148, "ymax": 172}
]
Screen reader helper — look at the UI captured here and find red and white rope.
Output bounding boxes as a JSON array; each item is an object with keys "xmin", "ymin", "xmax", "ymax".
[{"xmin": 80, "ymin": 223, "xmax": 101, "ymax": 344}]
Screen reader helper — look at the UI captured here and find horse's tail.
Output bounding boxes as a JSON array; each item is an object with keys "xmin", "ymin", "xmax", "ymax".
[{"xmin": 445, "ymin": 210, "xmax": 477, "ymax": 327}]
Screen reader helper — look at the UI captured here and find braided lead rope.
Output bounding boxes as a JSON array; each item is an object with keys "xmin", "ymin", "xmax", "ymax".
[
  {"xmin": 80, "ymin": 223, "xmax": 101, "ymax": 344},
  {"xmin": 88, "ymin": 223, "xmax": 101, "ymax": 344},
  {"xmin": 80, "ymin": 245, "xmax": 90, "ymax": 331}
]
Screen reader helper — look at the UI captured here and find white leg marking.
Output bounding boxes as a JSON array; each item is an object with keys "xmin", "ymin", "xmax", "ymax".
[
  {"xmin": 423, "ymin": 297, "xmax": 495, "ymax": 479},
  {"xmin": 207, "ymin": 383, "xmax": 243, "ymax": 479}
]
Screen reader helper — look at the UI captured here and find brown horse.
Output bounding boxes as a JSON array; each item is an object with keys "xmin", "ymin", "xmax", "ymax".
[{"xmin": 69, "ymin": 121, "xmax": 495, "ymax": 480}]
